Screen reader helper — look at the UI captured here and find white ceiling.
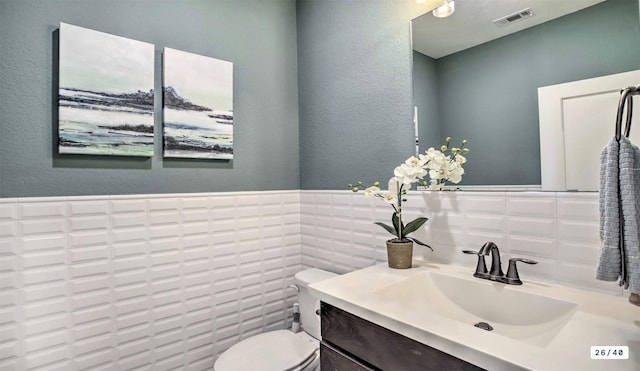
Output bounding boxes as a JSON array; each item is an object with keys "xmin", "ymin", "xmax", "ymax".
[{"xmin": 412, "ymin": 0, "xmax": 606, "ymax": 59}]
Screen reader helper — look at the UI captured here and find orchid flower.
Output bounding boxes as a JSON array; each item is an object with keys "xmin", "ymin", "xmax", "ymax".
[{"xmin": 349, "ymin": 137, "xmax": 469, "ymax": 251}]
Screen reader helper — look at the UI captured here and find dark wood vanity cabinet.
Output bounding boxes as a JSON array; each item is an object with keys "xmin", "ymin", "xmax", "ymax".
[
  {"xmin": 320, "ymin": 302, "xmax": 485, "ymax": 371},
  {"xmin": 320, "ymin": 341, "xmax": 375, "ymax": 371}
]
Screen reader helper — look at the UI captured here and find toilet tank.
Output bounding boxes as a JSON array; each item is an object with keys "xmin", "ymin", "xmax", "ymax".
[{"xmin": 294, "ymin": 268, "xmax": 337, "ymax": 339}]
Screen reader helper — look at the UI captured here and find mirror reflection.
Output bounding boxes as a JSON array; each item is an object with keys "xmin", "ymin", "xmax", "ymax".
[{"xmin": 411, "ymin": 0, "xmax": 639, "ymax": 188}]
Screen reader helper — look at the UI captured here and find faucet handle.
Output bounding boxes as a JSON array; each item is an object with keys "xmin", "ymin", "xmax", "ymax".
[
  {"xmin": 462, "ymin": 250, "xmax": 489, "ymax": 279},
  {"xmin": 501, "ymin": 258, "xmax": 538, "ymax": 285}
]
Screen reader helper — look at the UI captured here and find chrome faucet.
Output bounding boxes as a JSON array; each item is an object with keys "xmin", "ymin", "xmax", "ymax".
[
  {"xmin": 478, "ymin": 241, "xmax": 504, "ymax": 281},
  {"xmin": 463, "ymin": 242, "xmax": 537, "ymax": 285}
]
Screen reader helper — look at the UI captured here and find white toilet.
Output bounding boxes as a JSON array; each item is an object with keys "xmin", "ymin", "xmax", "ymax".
[{"xmin": 214, "ymin": 268, "xmax": 337, "ymax": 371}]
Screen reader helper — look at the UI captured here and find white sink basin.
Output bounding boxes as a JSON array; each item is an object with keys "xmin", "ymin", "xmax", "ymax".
[
  {"xmin": 374, "ymin": 271, "xmax": 578, "ymax": 347},
  {"xmin": 310, "ymin": 263, "xmax": 640, "ymax": 370}
]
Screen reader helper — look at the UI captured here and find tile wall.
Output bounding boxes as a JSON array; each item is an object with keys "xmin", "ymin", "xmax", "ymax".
[
  {"xmin": 0, "ymin": 192, "xmax": 301, "ymax": 370},
  {"xmin": 300, "ymin": 190, "xmax": 622, "ymax": 296},
  {"xmin": 0, "ymin": 189, "xmax": 622, "ymax": 370}
]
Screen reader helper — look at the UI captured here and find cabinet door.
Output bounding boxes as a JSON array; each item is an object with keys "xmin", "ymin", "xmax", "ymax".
[
  {"xmin": 320, "ymin": 342, "xmax": 376, "ymax": 371},
  {"xmin": 321, "ymin": 302, "xmax": 484, "ymax": 371}
]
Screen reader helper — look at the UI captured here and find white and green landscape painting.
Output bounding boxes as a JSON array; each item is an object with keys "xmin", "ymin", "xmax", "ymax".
[
  {"xmin": 163, "ymin": 47, "xmax": 233, "ymax": 160},
  {"xmin": 58, "ymin": 23, "xmax": 155, "ymax": 157}
]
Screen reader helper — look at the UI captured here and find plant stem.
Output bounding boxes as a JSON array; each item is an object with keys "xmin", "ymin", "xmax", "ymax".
[{"xmin": 397, "ymin": 183, "xmax": 403, "ymax": 240}]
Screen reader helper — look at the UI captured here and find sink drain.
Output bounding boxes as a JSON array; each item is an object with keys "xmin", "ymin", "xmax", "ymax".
[{"xmin": 474, "ymin": 322, "xmax": 493, "ymax": 331}]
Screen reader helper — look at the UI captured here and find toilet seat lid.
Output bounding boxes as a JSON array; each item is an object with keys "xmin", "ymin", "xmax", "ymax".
[{"xmin": 215, "ymin": 330, "xmax": 317, "ymax": 371}]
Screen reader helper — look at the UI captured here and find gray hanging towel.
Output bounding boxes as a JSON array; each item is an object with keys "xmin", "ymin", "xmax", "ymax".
[
  {"xmin": 618, "ymin": 136, "xmax": 640, "ymax": 293},
  {"xmin": 597, "ymin": 138, "xmax": 623, "ymax": 282},
  {"xmin": 597, "ymin": 136, "xmax": 640, "ymax": 293}
]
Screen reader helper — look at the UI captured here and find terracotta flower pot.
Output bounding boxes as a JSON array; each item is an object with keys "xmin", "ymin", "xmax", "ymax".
[{"xmin": 386, "ymin": 239, "xmax": 413, "ymax": 269}]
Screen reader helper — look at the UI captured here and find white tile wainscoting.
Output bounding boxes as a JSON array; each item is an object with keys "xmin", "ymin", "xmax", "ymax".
[
  {"xmin": 0, "ymin": 192, "xmax": 302, "ymax": 370},
  {"xmin": 300, "ymin": 190, "xmax": 621, "ymax": 296},
  {"xmin": 0, "ymin": 190, "xmax": 621, "ymax": 370}
]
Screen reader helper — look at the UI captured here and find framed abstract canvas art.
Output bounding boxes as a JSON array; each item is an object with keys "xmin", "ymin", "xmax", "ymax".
[
  {"xmin": 58, "ymin": 23, "xmax": 155, "ymax": 157},
  {"xmin": 163, "ymin": 47, "xmax": 234, "ymax": 160}
]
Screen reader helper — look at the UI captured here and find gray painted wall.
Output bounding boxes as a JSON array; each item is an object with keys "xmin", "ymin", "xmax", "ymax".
[
  {"xmin": 297, "ymin": 0, "xmax": 415, "ymax": 190},
  {"xmin": 0, "ymin": 0, "xmax": 299, "ymax": 197},
  {"xmin": 412, "ymin": 51, "xmax": 440, "ymax": 154},
  {"xmin": 3, "ymin": 0, "xmax": 638, "ymax": 195},
  {"xmin": 421, "ymin": 0, "xmax": 640, "ymax": 185},
  {"xmin": 298, "ymin": 0, "xmax": 638, "ymax": 189}
]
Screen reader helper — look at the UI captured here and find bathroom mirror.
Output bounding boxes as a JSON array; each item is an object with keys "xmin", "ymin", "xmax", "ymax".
[{"xmin": 411, "ymin": 0, "xmax": 639, "ymax": 189}]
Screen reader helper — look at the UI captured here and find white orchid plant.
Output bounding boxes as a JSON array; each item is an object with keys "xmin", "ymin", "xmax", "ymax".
[{"xmin": 349, "ymin": 137, "xmax": 469, "ymax": 250}]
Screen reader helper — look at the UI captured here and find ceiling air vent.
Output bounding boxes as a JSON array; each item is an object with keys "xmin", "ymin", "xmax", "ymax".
[{"xmin": 493, "ymin": 8, "xmax": 534, "ymax": 27}]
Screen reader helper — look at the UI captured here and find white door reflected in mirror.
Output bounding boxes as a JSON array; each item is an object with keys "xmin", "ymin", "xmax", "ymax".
[{"xmin": 538, "ymin": 70, "xmax": 640, "ymax": 191}]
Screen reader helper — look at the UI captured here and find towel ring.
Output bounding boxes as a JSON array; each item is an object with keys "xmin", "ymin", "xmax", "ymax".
[
  {"xmin": 615, "ymin": 87, "xmax": 636, "ymax": 141},
  {"xmin": 624, "ymin": 93, "xmax": 633, "ymax": 138}
]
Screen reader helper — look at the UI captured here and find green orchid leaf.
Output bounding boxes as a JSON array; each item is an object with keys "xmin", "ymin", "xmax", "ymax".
[
  {"xmin": 391, "ymin": 213, "xmax": 404, "ymax": 237},
  {"xmin": 391, "ymin": 213, "xmax": 400, "ymax": 231},
  {"xmin": 374, "ymin": 222, "xmax": 396, "ymax": 236},
  {"xmin": 408, "ymin": 237, "xmax": 433, "ymax": 251},
  {"xmin": 403, "ymin": 217, "xmax": 429, "ymax": 236}
]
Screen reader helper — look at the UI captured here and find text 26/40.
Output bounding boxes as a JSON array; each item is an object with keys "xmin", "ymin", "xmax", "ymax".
[{"xmin": 591, "ymin": 346, "xmax": 629, "ymax": 360}]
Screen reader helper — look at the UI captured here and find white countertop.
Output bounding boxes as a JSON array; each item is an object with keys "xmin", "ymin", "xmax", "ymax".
[{"xmin": 309, "ymin": 261, "xmax": 640, "ymax": 371}]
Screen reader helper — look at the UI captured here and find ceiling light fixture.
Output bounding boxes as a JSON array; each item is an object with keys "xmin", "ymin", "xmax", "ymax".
[{"xmin": 432, "ymin": 0, "xmax": 455, "ymax": 18}]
